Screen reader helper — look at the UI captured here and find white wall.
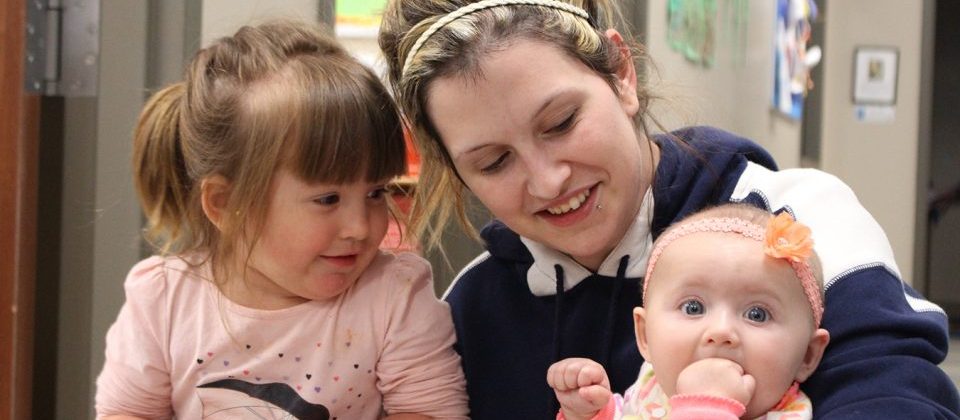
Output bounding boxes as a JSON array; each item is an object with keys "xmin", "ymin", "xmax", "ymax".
[
  {"xmin": 644, "ymin": 0, "xmax": 803, "ymax": 168},
  {"xmin": 819, "ymin": 0, "xmax": 925, "ymax": 283}
]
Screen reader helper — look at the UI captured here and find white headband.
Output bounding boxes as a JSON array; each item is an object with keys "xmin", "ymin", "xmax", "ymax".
[{"xmin": 400, "ymin": 0, "xmax": 591, "ymax": 78}]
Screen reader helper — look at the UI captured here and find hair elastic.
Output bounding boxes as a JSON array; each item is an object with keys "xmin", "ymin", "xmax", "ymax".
[
  {"xmin": 401, "ymin": 0, "xmax": 591, "ymax": 77},
  {"xmin": 643, "ymin": 215, "xmax": 823, "ymax": 326}
]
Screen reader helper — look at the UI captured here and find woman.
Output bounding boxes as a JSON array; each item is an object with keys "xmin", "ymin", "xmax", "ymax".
[{"xmin": 378, "ymin": 0, "xmax": 960, "ymax": 418}]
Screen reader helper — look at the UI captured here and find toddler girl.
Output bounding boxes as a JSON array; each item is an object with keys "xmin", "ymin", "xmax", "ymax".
[{"xmin": 95, "ymin": 20, "xmax": 467, "ymax": 419}]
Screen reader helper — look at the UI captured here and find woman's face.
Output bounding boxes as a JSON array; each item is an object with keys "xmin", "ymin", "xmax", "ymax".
[{"xmin": 426, "ymin": 37, "xmax": 653, "ymax": 270}]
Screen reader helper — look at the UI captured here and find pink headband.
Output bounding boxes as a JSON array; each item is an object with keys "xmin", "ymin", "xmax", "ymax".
[{"xmin": 643, "ymin": 213, "xmax": 823, "ymax": 326}]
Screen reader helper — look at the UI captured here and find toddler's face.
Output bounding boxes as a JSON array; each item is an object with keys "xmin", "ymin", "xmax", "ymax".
[
  {"xmin": 636, "ymin": 232, "xmax": 821, "ymax": 418},
  {"xmin": 243, "ymin": 167, "xmax": 390, "ymax": 307}
]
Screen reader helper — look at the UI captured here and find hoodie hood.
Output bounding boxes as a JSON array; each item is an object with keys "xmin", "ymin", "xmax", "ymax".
[
  {"xmin": 520, "ymin": 188, "xmax": 654, "ymax": 296},
  {"xmin": 651, "ymin": 126, "xmax": 778, "ymax": 236}
]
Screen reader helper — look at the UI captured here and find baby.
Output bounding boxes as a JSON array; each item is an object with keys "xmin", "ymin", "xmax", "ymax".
[{"xmin": 549, "ymin": 203, "xmax": 829, "ymax": 419}]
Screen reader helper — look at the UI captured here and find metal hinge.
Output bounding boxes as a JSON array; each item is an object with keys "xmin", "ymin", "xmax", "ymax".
[{"xmin": 24, "ymin": 0, "xmax": 100, "ymax": 96}]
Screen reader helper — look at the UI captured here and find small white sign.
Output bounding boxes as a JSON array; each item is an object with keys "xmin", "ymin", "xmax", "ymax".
[{"xmin": 855, "ymin": 105, "xmax": 896, "ymax": 123}]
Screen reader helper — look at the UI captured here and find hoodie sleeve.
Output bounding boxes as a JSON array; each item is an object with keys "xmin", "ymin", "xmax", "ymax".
[
  {"xmin": 804, "ymin": 267, "xmax": 959, "ymax": 418},
  {"xmin": 730, "ymin": 162, "xmax": 960, "ymax": 419}
]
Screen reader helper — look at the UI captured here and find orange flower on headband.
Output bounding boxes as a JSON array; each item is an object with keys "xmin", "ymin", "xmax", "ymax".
[{"xmin": 764, "ymin": 212, "xmax": 813, "ymax": 263}]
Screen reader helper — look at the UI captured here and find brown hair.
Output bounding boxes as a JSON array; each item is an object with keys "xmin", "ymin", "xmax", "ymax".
[
  {"xmin": 378, "ymin": 0, "xmax": 660, "ymax": 250},
  {"xmin": 133, "ymin": 20, "xmax": 406, "ymax": 285}
]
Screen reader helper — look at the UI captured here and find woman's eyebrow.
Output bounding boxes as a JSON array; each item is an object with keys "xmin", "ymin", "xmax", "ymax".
[
  {"xmin": 533, "ymin": 88, "xmax": 576, "ymax": 118},
  {"xmin": 452, "ymin": 140, "xmax": 496, "ymax": 161}
]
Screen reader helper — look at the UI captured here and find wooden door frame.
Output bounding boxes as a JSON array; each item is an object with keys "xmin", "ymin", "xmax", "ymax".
[{"xmin": 1, "ymin": 0, "xmax": 38, "ymax": 417}]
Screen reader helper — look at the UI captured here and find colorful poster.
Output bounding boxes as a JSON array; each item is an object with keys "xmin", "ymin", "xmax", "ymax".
[
  {"xmin": 335, "ymin": 0, "xmax": 386, "ymax": 38},
  {"xmin": 667, "ymin": 0, "xmax": 717, "ymax": 67},
  {"xmin": 773, "ymin": 0, "xmax": 821, "ymax": 120}
]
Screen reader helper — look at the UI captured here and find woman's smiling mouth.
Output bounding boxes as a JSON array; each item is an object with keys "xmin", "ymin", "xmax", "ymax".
[{"xmin": 539, "ymin": 185, "xmax": 599, "ymax": 227}]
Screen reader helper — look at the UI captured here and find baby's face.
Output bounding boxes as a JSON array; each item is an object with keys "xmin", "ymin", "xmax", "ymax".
[{"xmin": 637, "ymin": 232, "xmax": 820, "ymax": 418}]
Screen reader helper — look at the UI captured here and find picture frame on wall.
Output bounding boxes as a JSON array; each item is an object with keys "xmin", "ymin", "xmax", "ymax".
[{"xmin": 852, "ymin": 46, "xmax": 899, "ymax": 105}]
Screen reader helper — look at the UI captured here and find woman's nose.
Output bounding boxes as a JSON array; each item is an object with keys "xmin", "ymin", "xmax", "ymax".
[{"xmin": 525, "ymin": 154, "xmax": 571, "ymax": 200}]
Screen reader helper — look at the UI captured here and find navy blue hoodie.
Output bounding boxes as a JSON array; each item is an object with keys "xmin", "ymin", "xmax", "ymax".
[{"xmin": 444, "ymin": 126, "xmax": 960, "ymax": 419}]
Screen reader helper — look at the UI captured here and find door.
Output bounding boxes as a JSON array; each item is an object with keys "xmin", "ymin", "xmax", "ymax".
[
  {"xmin": 0, "ymin": 0, "xmax": 39, "ymax": 418},
  {"xmin": 927, "ymin": 0, "xmax": 960, "ymax": 326}
]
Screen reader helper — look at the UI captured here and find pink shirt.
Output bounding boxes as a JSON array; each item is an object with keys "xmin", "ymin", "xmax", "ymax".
[{"xmin": 96, "ymin": 251, "xmax": 468, "ymax": 419}]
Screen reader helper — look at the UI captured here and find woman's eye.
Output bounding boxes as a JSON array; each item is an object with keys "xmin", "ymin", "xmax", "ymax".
[
  {"xmin": 680, "ymin": 299, "xmax": 705, "ymax": 316},
  {"xmin": 313, "ymin": 194, "xmax": 340, "ymax": 206},
  {"xmin": 480, "ymin": 152, "xmax": 510, "ymax": 174},
  {"xmin": 745, "ymin": 306, "xmax": 769, "ymax": 323},
  {"xmin": 548, "ymin": 112, "xmax": 577, "ymax": 134}
]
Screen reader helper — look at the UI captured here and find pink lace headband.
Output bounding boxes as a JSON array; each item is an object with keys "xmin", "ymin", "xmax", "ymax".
[{"xmin": 643, "ymin": 213, "xmax": 823, "ymax": 326}]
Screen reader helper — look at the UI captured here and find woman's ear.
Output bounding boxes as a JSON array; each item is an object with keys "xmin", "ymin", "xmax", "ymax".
[
  {"xmin": 604, "ymin": 28, "xmax": 639, "ymax": 117},
  {"xmin": 200, "ymin": 175, "xmax": 231, "ymax": 230},
  {"xmin": 634, "ymin": 307, "xmax": 652, "ymax": 360},
  {"xmin": 795, "ymin": 328, "xmax": 830, "ymax": 382}
]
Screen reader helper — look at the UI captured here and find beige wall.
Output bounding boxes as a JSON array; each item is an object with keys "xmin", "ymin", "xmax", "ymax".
[
  {"xmin": 646, "ymin": 1, "xmax": 926, "ymax": 284},
  {"xmin": 201, "ymin": 0, "xmax": 318, "ymax": 45},
  {"xmin": 819, "ymin": 0, "xmax": 925, "ymax": 283},
  {"xmin": 198, "ymin": 1, "xmax": 388, "ymax": 81},
  {"xmin": 645, "ymin": 0, "xmax": 803, "ymax": 168}
]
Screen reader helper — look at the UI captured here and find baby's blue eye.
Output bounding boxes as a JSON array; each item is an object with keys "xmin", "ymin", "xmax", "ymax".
[
  {"xmin": 680, "ymin": 300, "xmax": 705, "ymax": 316},
  {"xmin": 745, "ymin": 306, "xmax": 769, "ymax": 323}
]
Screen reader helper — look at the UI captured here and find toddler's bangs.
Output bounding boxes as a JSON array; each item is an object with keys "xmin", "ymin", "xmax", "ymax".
[{"xmin": 280, "ymin": 56, "xmax": 407, "ymax": 185}]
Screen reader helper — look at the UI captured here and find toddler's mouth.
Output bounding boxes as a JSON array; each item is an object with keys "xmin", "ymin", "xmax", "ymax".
[{"xmin": 325, "ymin": 255, "xmax": 358, "ymax": 267}]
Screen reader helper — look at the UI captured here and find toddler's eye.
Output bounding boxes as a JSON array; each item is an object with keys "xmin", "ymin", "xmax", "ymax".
[
  {"xmin": 368, "ymin": 187, "xmax": 389, "ymax": 200},
  {"xmin": 313, "ymin": 194, "xmax": 339, "ymax": 206},
  {"xmin": 680, "ymin": 299, "xmax": 705, "ymax": 316},
  {"xmin": 745, "ymin": 306, "xmax": 769, "ymax": 323}
]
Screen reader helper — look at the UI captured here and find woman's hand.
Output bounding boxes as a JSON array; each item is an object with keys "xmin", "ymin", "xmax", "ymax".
[
  {"xmin": 547, "ymin": 357, "xmax": 613, "ymax": 420},
  {"xmin": 676, "ymin": 358, "xmax": 755, "ymax": 406}
]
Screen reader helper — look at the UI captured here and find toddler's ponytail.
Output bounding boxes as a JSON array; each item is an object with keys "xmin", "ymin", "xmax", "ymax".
[{"xmin": 132, "ymin": 83, "xmax": 192, "ymax": 253}]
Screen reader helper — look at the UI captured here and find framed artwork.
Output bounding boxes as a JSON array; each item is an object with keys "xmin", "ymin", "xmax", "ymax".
[{"xmin": 852, "ymin": 46, "xmax": 899, "ymax": 105}]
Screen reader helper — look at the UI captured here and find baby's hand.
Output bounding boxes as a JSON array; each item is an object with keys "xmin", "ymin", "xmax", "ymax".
[
  {"xmin": 547, "ymin": 358, "xmax": 613, "ymax": 420},
  {"xmin": 675, "ymin": 358, "xmax": 755, "ymax": 406}
]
